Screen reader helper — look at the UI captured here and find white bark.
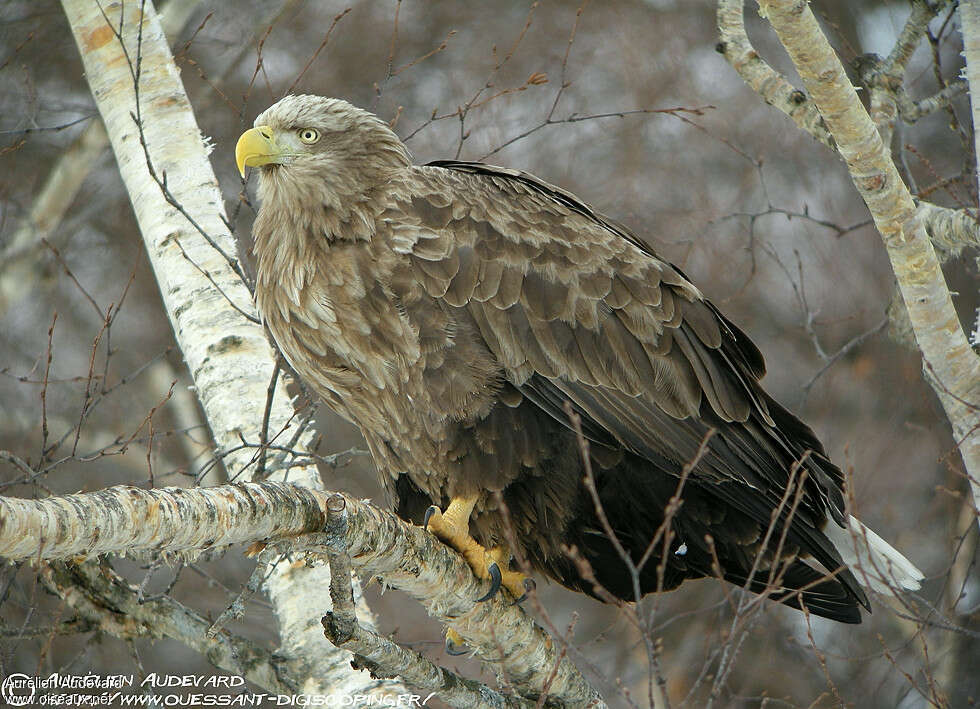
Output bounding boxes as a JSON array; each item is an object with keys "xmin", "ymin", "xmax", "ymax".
[
  {"xmin": 917, "ymin": 202, "xmax": 980, "ymax": 257},
  {"xmin": 59, "ymin": 0, "xmax": 400, "ymax": 698},
  {"xmin": 961, "ymin": 1, "xmax": 980, "ymax": 348},
  {"xmin": 0, "ymin": 482, "xmax": 603, "ymax": 707},
  {"xmin": 0, "ymin": 482, "xmax": 325, "ymax": 561}
]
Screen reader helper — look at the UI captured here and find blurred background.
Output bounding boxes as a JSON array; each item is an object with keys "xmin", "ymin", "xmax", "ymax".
[{"xmin": 0, "ymin": 1, "xmax": 976, "ymax": 707}]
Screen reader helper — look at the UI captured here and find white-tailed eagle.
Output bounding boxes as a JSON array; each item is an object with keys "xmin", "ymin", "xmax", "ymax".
[{"xmin": 236, "ymin": 95, "xmax": 922, "ymax": 624}]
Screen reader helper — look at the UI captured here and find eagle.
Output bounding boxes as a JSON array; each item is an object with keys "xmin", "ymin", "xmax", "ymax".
[{"xmin": 236, "ymin": 95, "xmax": 922, "ymax": 624}]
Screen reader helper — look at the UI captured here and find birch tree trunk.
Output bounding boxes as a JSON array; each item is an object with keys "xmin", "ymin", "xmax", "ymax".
[
  {"xmin": 59, "ymin": 0, "xmax": 402, "ymax": 698},
  {"xmin": 961, "ymin": 0, "xmax": 980, "ymax": 350},
  {"xmin": 753, "ymin": 0, "xmax": 980, "ymax": 527}
]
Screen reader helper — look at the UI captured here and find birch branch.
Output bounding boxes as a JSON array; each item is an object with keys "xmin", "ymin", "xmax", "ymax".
[
  {"xmin": 319, "ymin": 501, "xmax": 537, "ymax": 709},
  {"xmin": 319, "ymin": 614, "xmax": 535, "ymax": 709},
  {"xmin": 0, "ymin": 482, "xmax": 604, "ymax": 707},
  {"xmin": 325, "ymin": 496, "xmax": 603, "ymax": 707},
  {"xmin": 899, "ymin": 79, "xmax": 969, "ymax": 123},
  {"xmin": 715, "ymin": 0, "xmax": 833, "ymax": 149},
  {"xmin": 58, "ymin": 0, "xmax": 403, "ymax": 698},
  {"xmin": 917, "ymin": 201, "xmax": 980, "ymax": 258},
  {"xmin": 0, "ymin": 0, "xmax": 200, "ymax": 317},
  {"xmin": 0, "ymin": 482, "xmax": 325, "ymax": 561},
  {"xmin": 881, "ymin": 0, "xmax": 948, "ymax": 77},
  {"xmin": 747, "ymin": 1, "xmax": 980, "ymax": 520},
  {"xmin": 40, "ymin": 559, "xmax": 307, "ymax": 695}
]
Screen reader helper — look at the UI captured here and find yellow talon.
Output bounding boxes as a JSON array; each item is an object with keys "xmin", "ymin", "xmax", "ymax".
[
  {"xmin": 488, "ymin": 545, "xmax": 533, "ymax": 601},
  {"xmin": 445, "ymin": 628, "xmax": 467, "ymax": 655},
  {"xmin": 424, "ymin": 497, "xmax": 532, "ymax": 601}
]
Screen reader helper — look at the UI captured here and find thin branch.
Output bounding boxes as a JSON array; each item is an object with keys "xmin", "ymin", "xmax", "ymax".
[
  {"xmin": 716, "ymin": 0, "xmax": 834, "ymax": 149},
  {"xmin": 899, "ymin": 79, "xmax": 969, "ymax": 123},
  {"xmin": 285, "ymin": 8, "xmax": 352, "ymax": 95},
  {"xmin": 799, "ymin": 317, "xmax": 889, "ymax": 405},
  {"xmin": 479, "ymin": 106, "xmax": 709, "ymax": 161}
]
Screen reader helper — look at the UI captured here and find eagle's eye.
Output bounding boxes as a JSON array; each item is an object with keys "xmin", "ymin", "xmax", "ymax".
[{"xmin": 298, "ymin": 128, "xmax": 320, "ymax": 145}]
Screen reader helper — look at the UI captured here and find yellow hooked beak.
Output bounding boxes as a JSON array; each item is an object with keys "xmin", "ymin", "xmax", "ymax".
[{"xmin": 235, "ymin": 125, "xmax": 283, "ymax": 178}]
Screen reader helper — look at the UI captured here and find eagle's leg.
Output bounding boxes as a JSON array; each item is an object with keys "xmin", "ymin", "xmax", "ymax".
[{"xmin": 423, "ymin": 496, "xmax": 529, "ymax": 601}]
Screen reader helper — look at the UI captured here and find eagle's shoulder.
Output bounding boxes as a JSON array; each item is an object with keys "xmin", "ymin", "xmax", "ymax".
[
  {"xmin": 377, "ymin": 160, "xmax": 766, "ymax": 412},
  {"xmin": 385, "ymin": 161, "xmax": 701, "ymax": 301}
]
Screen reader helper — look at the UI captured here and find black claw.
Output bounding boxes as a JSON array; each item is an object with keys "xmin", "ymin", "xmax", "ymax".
[
  {"xmin": 423, "ymin": 505, "xmax": 438, "ymax": 530},
  {"xmin": 510, "ymin": 577, "xmax": 536, "ymax": 605},
  {"xmin": 476, "ymin": 562, "xmax": 502, "ymax": 602},
  {"xmin": 445, "ymin": 636, "xmax": 468, "ymax": 656}
]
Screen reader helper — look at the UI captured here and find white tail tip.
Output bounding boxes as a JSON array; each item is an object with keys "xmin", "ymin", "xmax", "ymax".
[{"xmin": 825, "ymin": 516, "xmax": 925, "ymax": 595}]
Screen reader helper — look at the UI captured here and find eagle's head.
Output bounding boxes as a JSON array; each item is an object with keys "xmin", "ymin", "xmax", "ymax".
[{"xmin": 236, "ymin": 95, "xmax": 411, "ymax": 211}]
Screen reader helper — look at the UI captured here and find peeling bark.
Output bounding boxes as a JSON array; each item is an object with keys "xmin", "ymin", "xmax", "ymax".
[
  {"xmin": 917, "ymin": 202, "xmax": 980, "ymax": 259},
  {"xmin": 0, "ymin": 482, "xmax": 603, "ymax": 707}
]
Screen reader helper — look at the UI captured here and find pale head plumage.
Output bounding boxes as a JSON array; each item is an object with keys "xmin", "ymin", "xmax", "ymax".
[
  {"xmin": 246, "ymin": 95, "xmax": 411, "ymax": 225},
  {"xmin": 243, "ymin": 96, "xmax": 417, "ymax": 340}
]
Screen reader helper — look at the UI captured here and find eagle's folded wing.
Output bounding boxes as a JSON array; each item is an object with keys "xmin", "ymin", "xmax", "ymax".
[{"xmin": 384, "ymin": 160, "xmax": 867, "ymax": 605}]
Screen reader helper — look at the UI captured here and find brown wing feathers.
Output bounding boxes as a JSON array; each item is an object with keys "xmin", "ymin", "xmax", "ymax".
[{"xmin": 402, "ymin": 160, "xmax": 866, "ymax": 611}]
